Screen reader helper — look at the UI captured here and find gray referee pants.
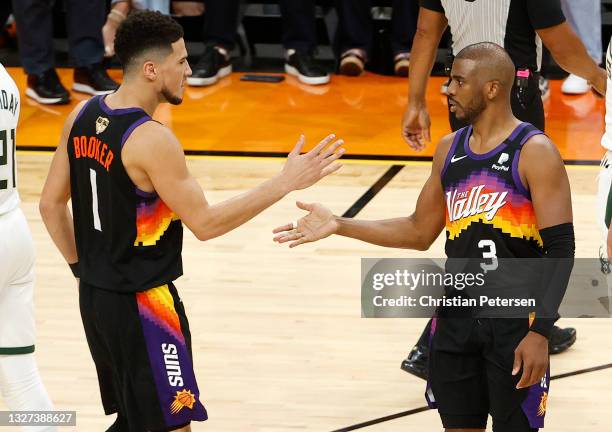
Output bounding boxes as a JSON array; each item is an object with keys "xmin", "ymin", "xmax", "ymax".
[{"xmin": 12, "ymin": 0, "xmax": 105, "ymax": 75}]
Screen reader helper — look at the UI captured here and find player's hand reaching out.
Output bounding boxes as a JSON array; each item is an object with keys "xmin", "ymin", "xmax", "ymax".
[
  {"xmin": 273, "ymin": 201, "xmax": 338, "ymax": 248},
  {"xmin": 512, "ymin": 331, "xmax": 549, "ymax": 389},
  {"xmin": 402, "ymin": 106, "xmax": 431, "ymax": 151},
  {"xmin": 280, "ymin": 134, "xmax": 345, "ymax": 192}
]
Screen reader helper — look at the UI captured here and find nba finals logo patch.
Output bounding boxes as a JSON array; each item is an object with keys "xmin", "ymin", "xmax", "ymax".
[
  {"xmin": 95, "ymin": 116, "xmax": 110, "ymax": 134},
  {"xmin": 537, "ymin": 392, "xmax": 548, "ymax": 416},
  {"xmin": 170, "ymin": 389, "xmax": 197, "ymax": 414}
]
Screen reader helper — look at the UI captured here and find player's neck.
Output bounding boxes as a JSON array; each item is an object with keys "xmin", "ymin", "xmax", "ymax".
[
  {"xmin": 470, "ymin": 106, "xmax": 519, "ymax": 151},
  {"xmin": 104, "ymin": 84, "xmax": 159, "ymax": 116}
]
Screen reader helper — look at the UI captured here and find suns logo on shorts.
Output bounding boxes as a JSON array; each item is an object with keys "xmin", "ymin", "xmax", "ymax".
[
  {"xmin": 537, "ymin": 392, "xmax": 548, "ymax": 416},
  {"xmin": 170, "ymin": 389, "xmax": 197, "ymax": 414}
]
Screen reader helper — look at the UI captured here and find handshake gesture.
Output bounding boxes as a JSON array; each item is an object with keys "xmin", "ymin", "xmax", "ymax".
[
  {"xmin": 273, "ymin": 133, "xmax": 343, "ymax": 248},
  {"xmin": 273, "ymin": 201, "xmax": 337, "ymax": 248}
]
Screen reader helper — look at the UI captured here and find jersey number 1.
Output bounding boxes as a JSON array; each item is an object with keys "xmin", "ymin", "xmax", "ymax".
[
  {"xmin": 0, "ymin": 129, "xmax": 16, "ymax": 190},
  {"xmin": 90, "ymin": 168, "xmax": 102, "ymax": 231}
]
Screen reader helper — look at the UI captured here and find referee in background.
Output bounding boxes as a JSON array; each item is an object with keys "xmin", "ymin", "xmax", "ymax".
[{"xmin": 400, "ymin": 0, "xmax": 606, "ymax": 380}]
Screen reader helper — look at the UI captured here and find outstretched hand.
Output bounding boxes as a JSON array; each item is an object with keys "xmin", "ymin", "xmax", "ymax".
[
  {"xmin": 273, "ymin": 201, "xmax": 338, "ymax": 248},
  {"xmin": 280, "ymin": 134, "xmax": 345, "ymax": 192}
]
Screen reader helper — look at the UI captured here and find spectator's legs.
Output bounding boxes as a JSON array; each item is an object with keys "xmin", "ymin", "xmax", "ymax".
[
  {"xmin": 561, "ymin": 0, "xmax": 602, "ymax": 63},
  {"xmin": 335, "ymin": 0, "xmax": 371, "ymax": 76},
  {"xmin": 279, "ymin": 0, "xmax": 317, "ymax": 52},
  {"xmin": 390, "ymin": 0, "xmax": 418, "ymax": 56},
  {"xmin": 12, "ymin": 0, "xmax": 71, "ymax": 104},
  {"xmin": 11, "ymin": 0, "xmax": 54, "ymax": 75},
  {"xmin": 188, "ymin": 0, "xmax": 238, "ymax": 87},
  {"xmin": 66, "ymin": 0, "xmax": 118, "ymax": 95},
  {"xmin": 202, "ymin": 0, "xmax": 240, "ymax": 51},
  {"xmin": 65, "ymin": 0, "xmax": 106, "ymax": 67},
  {"xmin": 391, "ymin": 0, "xmax": 419, "ymax": 76},
  {"xmin": 560, "ymin": 0, "xmax": 602, "ymax": 94},
  {"xmin": 335, "ymin": 0, "xmax": 372, "ymax": 57},
  {"xmin": 279, "ymin": 0, "xmax": 329, "ymax": 85}
]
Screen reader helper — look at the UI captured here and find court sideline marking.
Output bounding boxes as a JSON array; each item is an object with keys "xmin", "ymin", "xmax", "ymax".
[{"xmin": 330, "ymin": 363, "xmax": 612, "ymax": 432}]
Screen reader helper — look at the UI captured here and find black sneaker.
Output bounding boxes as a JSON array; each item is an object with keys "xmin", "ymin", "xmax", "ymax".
[
  {"xmin": 26, "ymin": 69, "xmax": 70, "ymax": 105},
  {"xmin": 73, "ymin": 63, "xmax": 119, "ymax": 96},
  {"xmin": 400, "ymin": 344, "xmax": 428, "ymax": 381},
  {"xmin": 285, "ymin": 50, "xmax": 330, "ymax": 86},
  {"xmin": 549, "ymin": 325, "xmax": 576, "ymax": 354},
  {"xmin": 187, "ymin": 44, "xmax": 232, "ymax": 87}
]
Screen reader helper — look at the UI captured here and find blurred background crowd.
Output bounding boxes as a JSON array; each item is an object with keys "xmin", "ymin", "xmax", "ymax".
[{"xmin": 0, "ymin": 0, "xmax": 609, "ymax": 105}]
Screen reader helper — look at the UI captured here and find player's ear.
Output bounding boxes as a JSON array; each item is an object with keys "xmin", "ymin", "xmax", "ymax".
[
  {"xmin": 486, "ymin": 80, "xmax": 501, "ymax": 100},
  {"xmin": 143, "ymin": 61, "xmax": 157, "ymax": 81}
]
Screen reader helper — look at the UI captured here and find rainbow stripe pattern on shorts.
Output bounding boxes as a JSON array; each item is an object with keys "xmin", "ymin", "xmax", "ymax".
[
  {"xmin": 136, "ymin": 286, "xmax": 185, "ymax": 345},
  {"xmin": 136, "ymin": 285, "xmax": 207, "ymax": 426}
]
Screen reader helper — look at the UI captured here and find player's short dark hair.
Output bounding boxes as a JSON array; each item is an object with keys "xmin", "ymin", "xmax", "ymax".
[
  {"xmin": 114, "ymin": 10, "xmax": 184, "ymax": 72},
  {"xmin": 455, "ymin": 42, "xmax": 515, "ymax": 90}
]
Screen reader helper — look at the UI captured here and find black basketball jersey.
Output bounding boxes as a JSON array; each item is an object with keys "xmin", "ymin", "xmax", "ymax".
[
  {"xmin": 441, "ymin": 122, "xmax": 545, "ymax": 260},
  {"xmin": 68, "ymin": 95, "xmax": 183, "ymax": 293}
]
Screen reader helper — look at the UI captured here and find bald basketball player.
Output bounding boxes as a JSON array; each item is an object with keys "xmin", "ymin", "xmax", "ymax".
[
  {"xmin": 275, "ymin": 43, "xmax": 574, "ymax": 432},
  {"xmin": 39, "ymin": 11, "xmax": 344, "ymax": 432}
]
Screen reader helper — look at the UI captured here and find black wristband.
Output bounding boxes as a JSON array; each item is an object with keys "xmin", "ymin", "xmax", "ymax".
[
  {"xmin": 69, "ymin": 262, "xmax": 80, "ymax": 278},
  {"xmin": 530, "ymin": 317, "xmax": 556, "ymax": 339}
]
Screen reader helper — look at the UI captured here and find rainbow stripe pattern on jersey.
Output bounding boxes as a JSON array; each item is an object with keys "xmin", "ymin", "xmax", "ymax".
[
  {"xmin": 445, "ymin": 168, "xmax": 542, "ymax": 246},
  {"xmin": 134, "ymin": 196, "xmax": 179, "ymax": 247}
]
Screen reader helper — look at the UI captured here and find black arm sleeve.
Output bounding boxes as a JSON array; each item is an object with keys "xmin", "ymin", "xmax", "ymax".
[
  {"xmin": 420, "ymin": 0, "xmax": 444, "ymax": 13},
  {"xmin": 527, "ymin": 0, "xmax": 566, "ymax": 30},
  {"xmin": 530, "ymin": 223, "xmax": 575, "ymax": 339}
]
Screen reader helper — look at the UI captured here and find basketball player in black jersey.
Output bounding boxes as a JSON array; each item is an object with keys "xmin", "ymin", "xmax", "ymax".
[
  {"xmin": 274, "ymin": 43, "xmax": 574, "ymax": 431},
  {"xmin": 39, "ymin": 11, "xmax": 344, "ymax": 432}
]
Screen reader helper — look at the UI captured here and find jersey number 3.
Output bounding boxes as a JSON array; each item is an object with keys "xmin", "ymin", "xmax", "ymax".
[{"xmin": 478, "ymin": 239, "xmax": 498, "ymax": 273}]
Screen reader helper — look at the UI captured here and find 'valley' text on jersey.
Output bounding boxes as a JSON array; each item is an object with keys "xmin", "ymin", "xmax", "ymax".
[{"xmin": 441, "ymin": 122, "xmax": 544, "ymax": 260}]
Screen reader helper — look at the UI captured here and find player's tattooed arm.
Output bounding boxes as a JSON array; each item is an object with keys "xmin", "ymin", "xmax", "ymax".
[
  {"xmin": 273, "ymin": 133, "xmax": 456, "ymax": 249},
  {"xmin": 40, "ymin": 100, "xmax": 87, "ymax": 267},
  {"xmin": 123, "ymin": 123, "xmax": 344, "ymax": 241}
]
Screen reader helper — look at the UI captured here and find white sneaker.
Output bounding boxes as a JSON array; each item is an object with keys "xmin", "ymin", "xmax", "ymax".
[{"xmin": 561, "ymin": 74, "xmax": 589, "ymax": 95}]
